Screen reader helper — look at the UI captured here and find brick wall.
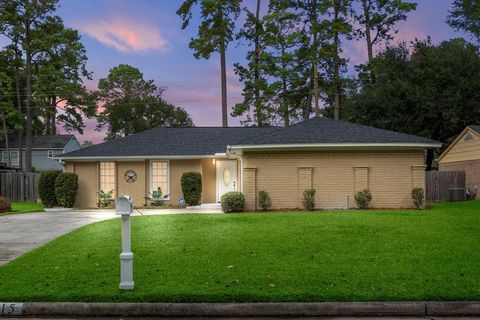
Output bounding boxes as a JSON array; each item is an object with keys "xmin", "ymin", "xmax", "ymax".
[
  {"xmin": 117, "ymin": 161, "xmax": 146, "ymax": 206},
  {"xmin": 242, "ymin": 150, "xmax": 425, "ymax": 210},
  {"xmin": 68, "ymin": 162, "xmax": 98, "ymax": 208}
]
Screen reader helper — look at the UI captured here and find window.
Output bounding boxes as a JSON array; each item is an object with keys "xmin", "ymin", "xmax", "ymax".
[
  {"xmin": 47, "ymin": 150, "xmax": 54, "ymax": 158},
  {"xmin": 464, "ymin": 133, "xmax": 474, "ymax": 142},
  {"xmin": 2, "ymin": 151, "xmax": 19, "ymax": 166},
  {"xmin": 151, "ymin": 161, "xmax": 169, "ymax": 197},
  {"xmin": 99, "ymin": 162, "xmax": 116, "ymax": 195}
]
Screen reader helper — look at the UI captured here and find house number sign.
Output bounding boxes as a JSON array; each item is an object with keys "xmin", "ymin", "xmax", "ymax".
[
  {"xmin": 124, "ymin": 170, "xmax": 137, "ymax": 183},
  {"xmin": 0, "ymin": 303, "xmax": 23, "ymax": 316}
]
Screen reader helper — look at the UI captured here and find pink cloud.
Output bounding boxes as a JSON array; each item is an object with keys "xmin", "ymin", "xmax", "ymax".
[{"xmin": 74, "ymin": 17, "xmax": 169, "ymax": 53}]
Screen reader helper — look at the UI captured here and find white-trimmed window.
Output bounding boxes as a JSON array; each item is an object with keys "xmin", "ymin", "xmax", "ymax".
[
  {"xmin": 151, "ymin": 161, "xmax": 169, "ymax": 198},
  {"xmin": 99, "ymin": 162, "xmax": 116, "ymax": 195},
  {"xmin": 47, "ymin": 150, "xmax": 54, "ymax": 158},
  {"xmin": 2, "ymin": 151, "xmax": 19, "ymax": 166}
]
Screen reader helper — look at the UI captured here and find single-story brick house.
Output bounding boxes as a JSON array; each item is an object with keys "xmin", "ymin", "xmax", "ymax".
[
  {"xmin": 438, "ymin": 125, "xmax": 480, "ymax": 198},
  {"xmin": 57, "ymin": 117, "xmax": 440, "ymax": 210}
]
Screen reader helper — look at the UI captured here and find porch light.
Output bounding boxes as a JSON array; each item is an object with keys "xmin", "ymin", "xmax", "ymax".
[{"xmin": 212, "ymin": 158, "xmax": 216, "ymax": 165}]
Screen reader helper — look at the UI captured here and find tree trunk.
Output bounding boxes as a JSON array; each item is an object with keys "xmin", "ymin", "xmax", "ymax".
[
  {"xmin": 281, "ymin": 50, "xmax": 289, "ymax": 127},
  {"xmin": 14, "ymin": 49, "xmax": 23, "ymax": 170},
  {"xmin": 333, "ymin": 0, "xmax": 341, "ymax": 121},
  {"xmin": 362, "ymin": 0, "xmax": 374, "ymax": 63},
  {"xmin": 312, "ymin": 0, "xmax": 320, "ymax": 117},
  {"xmin": 220, "ymin": 39, "xmax": 228, "ymax": 128},
  {"xmin": 50, "ymin": 96, "xmax": 57, "ymax": 135},
  {"xmin": 1, "ymin": 109, "xmax": 10, "ymax": 166},
  {"xmin": 24, "ymin": 16, "xmax": 33, "ymax": 173},
  {"xmin": 254, "ymin": 0, "xmax": 262, "ymax": 126},
  {"xmin": 304, "ymin": 91, "xmax": 312, "ymax": 120},
  {"xmin": 426, "ymin": 149, "xmax": 434, "ymax": 171}
]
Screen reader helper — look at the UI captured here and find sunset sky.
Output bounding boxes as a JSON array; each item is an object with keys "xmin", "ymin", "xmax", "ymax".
[{"xmin": 52, "ymin": 0, "xmax": 468, "ymax": 143}]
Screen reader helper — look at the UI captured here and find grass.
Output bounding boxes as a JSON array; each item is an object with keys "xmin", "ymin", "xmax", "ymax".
[
  {"xmin": 0, "ymin": 201, "xmax": 479, "ymax": 302},
  {"xmin": 0, "ymin": 201, "xmax": 44, "ymax": 216}
]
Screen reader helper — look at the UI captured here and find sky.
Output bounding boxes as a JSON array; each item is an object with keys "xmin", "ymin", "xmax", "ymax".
[{"xmin": 51, "ymin": 0, "xmax": 469, "ymax": 143}]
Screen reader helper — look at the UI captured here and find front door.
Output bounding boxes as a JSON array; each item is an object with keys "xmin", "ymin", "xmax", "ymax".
[{"xmin": 216, "ymin": 160, "xmax": 238, "ymax": 202}]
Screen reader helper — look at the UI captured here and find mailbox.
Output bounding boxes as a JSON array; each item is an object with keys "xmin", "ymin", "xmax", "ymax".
[
  {"xmin": 115, "ymin": 195, "xmax": 134, "ymax": 290},
  {"xmin": 116, "ymin": 195, "xmax": 133, "ymax": 215}
]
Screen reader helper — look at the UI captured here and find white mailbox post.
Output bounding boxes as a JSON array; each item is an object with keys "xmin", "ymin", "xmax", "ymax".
[{"xmin": 116, "ymin": 195, "xmax": 134, "ymax": 290}]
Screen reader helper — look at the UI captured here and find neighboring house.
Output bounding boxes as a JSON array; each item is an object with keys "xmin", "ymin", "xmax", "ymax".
[
  {"xmin": 438, "ymin": 126, "xmax": 480, "ymax": 198},
  {"xmin": 0, "ymin": 135, "xmax": 81, "ymax": 171},
  {"xmin": 57, "ymin": 117, "xmax": 440, "ymax": 209}
]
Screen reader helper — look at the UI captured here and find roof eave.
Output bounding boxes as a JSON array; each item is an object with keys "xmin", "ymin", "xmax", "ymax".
[
  {"xmin": 55, "ymin": 154, "xmax": 232, "ymax": 161},
  {"xmin": 229, "ymin": 142, "xmax": 442, "ymax": 152}
]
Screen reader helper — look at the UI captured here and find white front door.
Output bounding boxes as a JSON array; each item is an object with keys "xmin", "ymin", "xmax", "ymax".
[{"xmin": 216, "ymin": 160, "xmax": 238, "ymax": 202}]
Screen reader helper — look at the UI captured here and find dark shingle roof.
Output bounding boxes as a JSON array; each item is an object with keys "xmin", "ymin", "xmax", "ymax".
[
  {"xmin": 0, "ymin": 135, "xmax": 74, "ymax": 149},
  {"xmin": 233, "ymin": 117, "xmax": 439, "ymax": 145},
  {"xmin": 60, "ymin": 127, "xmax": 279, "ymax": 158},
  {"xmin": 468, "ymin": 125, "xmax": 480, "ymax": 134},
  {"xmin": 59, "ymin": 118, "xmax": 440, "ymax": 159}
]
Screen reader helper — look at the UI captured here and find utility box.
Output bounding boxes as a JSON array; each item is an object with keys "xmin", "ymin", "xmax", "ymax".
[
  {"xmin": 448, "ymin": 188, "xmax": 467, "ymax": 202},
  {"xmin": 115, "ymin": 195, "xmax": 134, "ymax": 290}
]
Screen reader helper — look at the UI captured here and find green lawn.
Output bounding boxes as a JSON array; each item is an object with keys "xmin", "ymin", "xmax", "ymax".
[
  {"xmin": 0, "ymin": 201, "xmax": 44, "ymax": 216},
  {"xmin": 0, "ymin": 201, "xmax": 479, "ymax": 302}
]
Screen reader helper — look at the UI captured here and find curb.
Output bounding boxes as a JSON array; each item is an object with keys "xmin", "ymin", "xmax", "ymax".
[{"xmin": 0, "ymin": 301, "xmax": 479, "ymax": 317}]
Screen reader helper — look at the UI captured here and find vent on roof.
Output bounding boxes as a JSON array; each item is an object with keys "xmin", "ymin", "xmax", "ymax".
[{"xmin": 464, "ymin": 132, "xmax": 474, "ymax": 141}]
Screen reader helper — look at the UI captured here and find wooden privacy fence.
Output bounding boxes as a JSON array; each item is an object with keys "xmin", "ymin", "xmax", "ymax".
[
  {"xmin": 0, "ymin": 172, "xmax": 40, "ymax": 201},
  {"xmin": 426, "ymin": 171, "xmax": 465, "ymax": 203}
]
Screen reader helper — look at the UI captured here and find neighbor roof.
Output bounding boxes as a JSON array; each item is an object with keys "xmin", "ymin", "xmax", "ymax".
[
  {"xmin": 58, "ymin": 118, "xmax": 440, "ymax": 159},
  {"xmin": 468, "ymin": 125, "xmax": 480, "ymax": 134},
  {"xmin": 0, "ymin": 135, "xmax": 75, "ymax": 149}
]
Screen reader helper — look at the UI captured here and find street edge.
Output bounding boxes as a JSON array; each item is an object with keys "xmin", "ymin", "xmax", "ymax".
[{"xmin": 0, "ymin": 301, "xmax": 478, "ymax": 317}]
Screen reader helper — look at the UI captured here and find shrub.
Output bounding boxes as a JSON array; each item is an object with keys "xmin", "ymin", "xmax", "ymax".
[
  {"xmin": 0, "ymin": 196, "xmax": 11, "ymax": 213},
  {"xmin": 181, "ymin": 172, "xmax": 202, "ymax": 206},
  {"xmin": 302, "ymin": 189, "xmax": 316, "ymax": 211},
  {"xmin": 221, "ymin": 191, "xmax": 245, "ymax": 213},
  {"xmin": 97, "ymin": 190, "xmax": 113, "ymax": 208},
  {"xmin": 412, "ymin": 188, "xmax": 424, "ymax": 209},
  {"xmin": 355, "ymin": 189, "xmax": 372, "ymax": 209},
  {"xmin": 258, "ymin": 190, "xmax": 272, "ymax": 210},
  {"xmin": 150, "ymin": 187, "xmax": 169, "ymax": 206},
  {"xmin": 55, "ymin": 172, "xmax": 79, "ymax": 208},
  {"xmin": 38, "ymin": 170, "xmax": 61, "ymax": 207}
]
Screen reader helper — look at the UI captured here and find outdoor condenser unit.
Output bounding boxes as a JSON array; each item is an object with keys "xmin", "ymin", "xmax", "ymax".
[{"xmin": 448, "ymin": 188, "xmax": 467, "ymax": 202}]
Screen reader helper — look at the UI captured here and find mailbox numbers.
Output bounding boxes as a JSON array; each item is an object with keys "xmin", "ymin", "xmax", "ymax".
[
  {"xmin": 124, "ymin": 170, "xmax": 137, "ymax": 183},
  {"xmin": 0, "ymin": 303, "xmax": 23, "ymax": 315}
]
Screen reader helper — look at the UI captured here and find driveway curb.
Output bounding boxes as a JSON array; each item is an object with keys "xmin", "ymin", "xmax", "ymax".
[{"xmin": 0, "ymin": 301, "xmax": 476, "ymax": 317}]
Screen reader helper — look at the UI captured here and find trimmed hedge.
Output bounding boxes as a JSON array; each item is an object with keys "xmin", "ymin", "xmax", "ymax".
[
  {"xmin": 181, "ymin": 172, "xmax": 202, "ymax": 206},
  {"xmin": 221, "ymin": 191, "xmax": 245, "ymax": 213},
  {"xmin": 0, "ymin": 196, "xmax": 11, "ymax": 213},
  {"xmin": 38, "ymin": 170, "xmax": 61, "ymax": 207},
  {"xmin": 55, "ymin": 173, "xmax": 79, "ymax": 208}
]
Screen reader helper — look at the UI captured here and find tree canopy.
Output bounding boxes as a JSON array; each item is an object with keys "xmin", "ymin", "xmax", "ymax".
[
  {"xmin": 95, "ymin": 64, "xmax": 193, "ymax": 140},
  {"xmin": 346, "ymin": 38, "xmax": 480, "ymax": 166}
]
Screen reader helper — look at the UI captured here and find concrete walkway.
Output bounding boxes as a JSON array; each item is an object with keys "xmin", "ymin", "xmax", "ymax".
[{"xmin": 0, "ymin": 208, "xmax": 222, "ymax": 266}]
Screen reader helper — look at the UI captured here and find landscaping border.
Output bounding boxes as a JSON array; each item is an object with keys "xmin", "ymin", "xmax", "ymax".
[{"xmin": 1, "ymin": 301, "xmax": 480, "ymax": 317}]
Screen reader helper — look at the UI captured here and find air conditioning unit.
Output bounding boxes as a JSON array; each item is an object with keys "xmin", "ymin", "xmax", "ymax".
[{"xmin": 449, "ymin": 188, "xmax": 467, "ymax": 202}]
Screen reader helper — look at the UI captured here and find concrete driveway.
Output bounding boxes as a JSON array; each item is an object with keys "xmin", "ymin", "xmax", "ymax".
[{"xmin": 0, "ymin": 210, "xmax": 117, "ymax": 266}]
